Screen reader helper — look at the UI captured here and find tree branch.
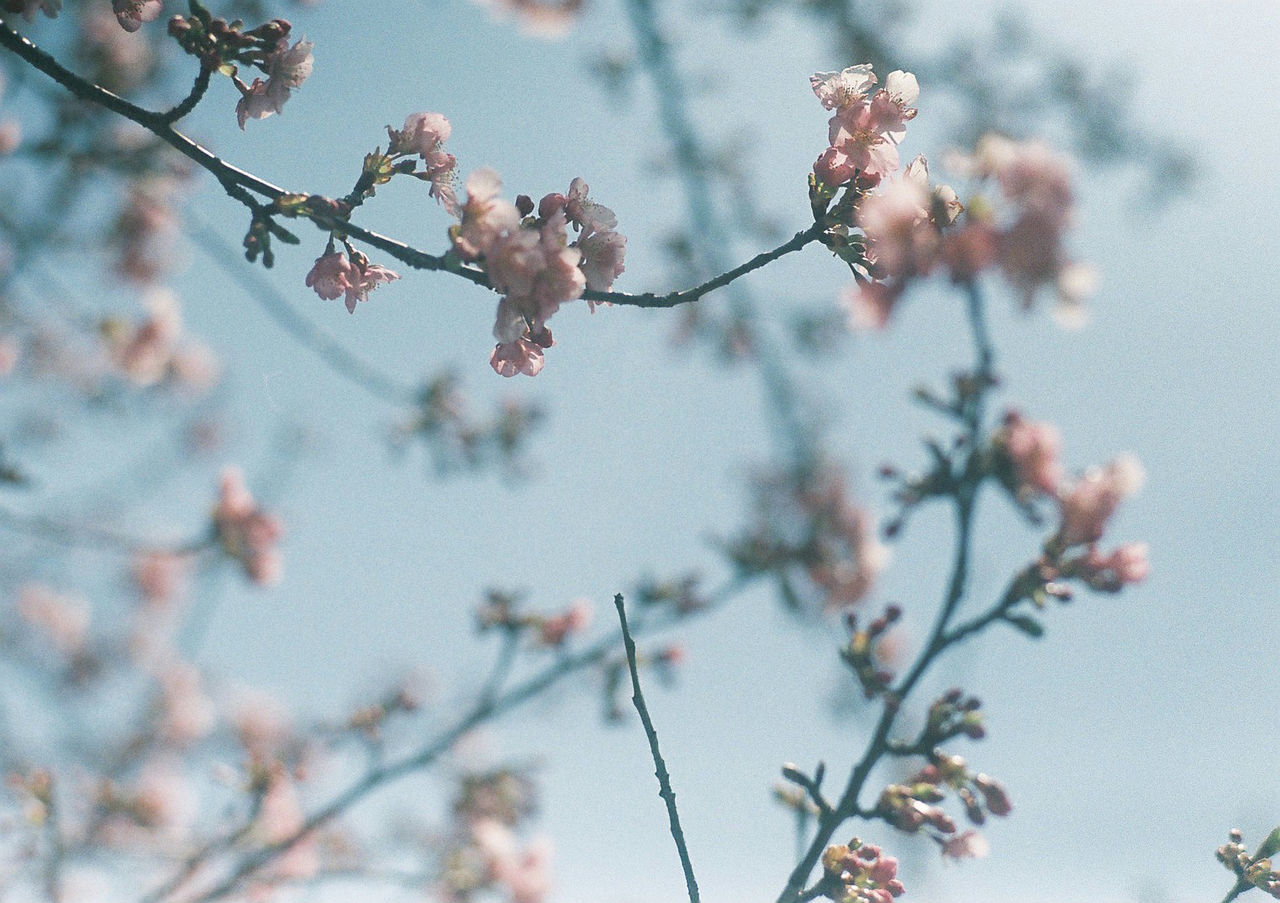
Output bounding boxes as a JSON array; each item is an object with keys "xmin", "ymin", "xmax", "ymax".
[
  {"xmin": 614, "ymin": 593, "xmax": 700, "ymax": 903},
  {"xmin": 0, "ymin": 17, "xmax": 823, "ymax": 312}
]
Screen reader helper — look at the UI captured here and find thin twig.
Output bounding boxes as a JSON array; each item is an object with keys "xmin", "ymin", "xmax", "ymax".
[{"xmin": 613, "ymin": 593, "xmax": 700, "ymax": 903}]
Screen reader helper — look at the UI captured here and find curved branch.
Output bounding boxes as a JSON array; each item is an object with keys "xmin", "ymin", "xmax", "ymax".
[{"xmin": 0, "ymin": 18, "xmax": 824, "ymax": 312}]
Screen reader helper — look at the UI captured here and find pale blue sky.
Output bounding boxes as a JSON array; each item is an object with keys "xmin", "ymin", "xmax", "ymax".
[{"xmin": 76, "ymin": 1, "xmax": 1280, "ymax": 901}]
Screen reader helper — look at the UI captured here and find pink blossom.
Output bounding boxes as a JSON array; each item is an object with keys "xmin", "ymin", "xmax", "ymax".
[
  {"xmin": 1074, "ymin": 542, "xmax": 1150, "ymax": 593},
  {"xmin": 212, "ymin": 468, "xmax": 284, "ymax": 586},
  {"xmin": 1056, "ymin": 454, "xmax": 1145, "ymax": 547},
  {"xmin": 305, "ymin": 251, "xmax": 399, "ymax": 313},
  {"xmin": 232, "ymin": 689, "xmax": 292, "ymax": 760},
  {"xmin": 1001, "ymin": 411, "xmax": 1062, "ymax": 497},
  {"xmin": 0, "ymin": 120, "xmax": 19, "ymax": 156},
  {"xmin": 841, "ymin": 281, "xmax": 900, "ymax": 331},
  {"xmin": 941, "ymin": 830, "xmax": 991, "ymax": 860},
  {"xmin": 810, "ymin": 64, "xmax": 877, "ymax": 111},
  {"xmin": 255, "ymin": 769, "xmax": 318, "ymax": 881},
  {"xmin": 857, "ymin": 169, "xmax": 933, "ymax": 278},
  {"xmin": 112, "ymin": 0, "xmax": 162, "ymax": 31},
  {"xmin": 133, "ymin": 550, "xmax": 187, "ymax": 610},
  {"xmin": 17, "ymin": 583, "xmax": 90, "ymax": 654},
  {"xmin": 19, "ymin": 0, "xmax": 60, "ymax": 20},
  {"xmin": 473, "ymin": 0, "xmax": 583, "ymax": 38},
  {"xmin": 387, "ymin": 111, "xmax": 452, "ymax": 158},
  {"xmin": 158, "ymin": 661, "xmax": 216, "ymax": 743},
  {"xmin": 562, "ymin": 178, "xmax": 617, "ymax": 238},
  {"xmin": 490, "ymin": 338, "xmax": 546, "ymax": 378},
  {"xmin": 235, "ymin": 38, "xmax": 314, "ymax": 128},
  {"xmin": 538, "ymin": 598, "xmax": 593, "ymax": 645},
  {"xmin": 304, "ymin": 251, "xmax": 355, "ymax": 300},
  {"xmin": 0, "ymin": 335, "xmax": 19, "ymax": 375},
  {"xmin": 103, "ymin": 289, "xmax": 188, "ymax": 386},
  {"xmin": 455, "ymin": 168, "xmax": 522, "ymax": 260},
  {"xmin": 578, "ymin": 229, "xmax": 627, "ymax": 292}
]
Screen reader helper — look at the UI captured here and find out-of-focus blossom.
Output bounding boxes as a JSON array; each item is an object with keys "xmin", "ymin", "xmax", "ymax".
[
  {"xmin": 470, "ymin": 818, "xmax": 553, "ymax": 903},
  {"xmin": 841, "ymin": 281, "xmax": 900, "ymax": 331},
  {"xmin": 158, "ymin": 661, "xmax": 216, "ymax": 743},
  {"xmin": 732, "ymin": 465, "xmax": 888, "ymax": 613},
  {"xmin": 17, "ymin": 0, "xmax": 61, "ymax": 20},
  {"xmin": 212, "ymin": 468, "xmax": 283, "ymax": 585},
  {"xmin": 1055, "ymin": 454, "xmax": 1145, "ymax": 548},
  {"xmin": 472, "ymin": 0, "xmax": 583, "ymax": 38},
  {"xmin": 941, "ymin": 830, "xmax": 990, "ymax": 860},
  {"xmin": 233, "ymin": 688, "xmax": 292, "ymax": 760},
  {"xmin": 102, "ymin": 289, "xmax": 215, "ymax": 390},
  {"xmin": 235, "ymin": 38, "xmax": 314, "ymax": 128},
  {"xmin": 1071, "ymin": 541, "xmax": 1150, "ymax": 592},
  {"xmin": 997, "ymin": 410, "xmax": 1063, "ymax": 498},
  {"xmin": 17, "ymin": 583, "xmax": 90, "ymax": 654},
  {"xmin": 133, "ymin": 551, "xmax": 187, "ymax": 610},
  {"xmin": 253, "ymin": 768, "xmax": 318, "ymax": 881},
  {"xmin": 112, "ymin": 0, "xmax": 162, "ymax": 31},
  {"xmin": 0, "ymin": 335, "xmax": 19, "ymax": 375},
  {"xmin": 536, "ymin": 599, "xmax": 592, "ymax": 646},
  {"xmin": 114, "ymin": 178, "xmax": 180, "ymax": 284}
]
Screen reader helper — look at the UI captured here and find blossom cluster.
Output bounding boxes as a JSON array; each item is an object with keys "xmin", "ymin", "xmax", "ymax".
[
  {"xmin": 730, "ymin": 464, "xmax": 889, "ymax": 613},
  {"xmin": 476, "ymin": 590, "xmax": 594, "ymax": 647},
  {"xmin": 818, "ymin": 839, "xmax": 905, "ymax": 903},
  {"xmin": 165, "ymin": 5, "xmax": 313, "ymax": 127},
  {"xmin": 440, "ymin": 767, "xmax": 551, "ymax": 903},
  {"xmin": 211, "ymin": 467, "xmax": 284, "ymax": 585},
  {"xmin": 100, "ymin": 289, "xmax": 219, "ymax": 390},
  {"xmin": 994, "ymin": 412, "xmax": 1148, "ymax": 592},
  {"xmin": 305, "ymin": 247, "xmax": 400, "ymax": 314},
  {"xmin": 454, "ymin": 169, "xmax": 626, "ymax": 377},
  {"xmin": 876, "ymin": 752, "xmax": 1011, "ymax": 855},
  {"xmin": 1218, "ymin": 829, "xmax": 1280, "ymax": 899}
]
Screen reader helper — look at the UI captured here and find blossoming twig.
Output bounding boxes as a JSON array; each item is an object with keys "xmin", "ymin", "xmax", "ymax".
[
  {"xmin": 0, "ymin": 17, "xmax": 824, "ymax": 315},
  {"xmin": 614, "ymin": 593, "xmax": 701, "ymax": 903}
]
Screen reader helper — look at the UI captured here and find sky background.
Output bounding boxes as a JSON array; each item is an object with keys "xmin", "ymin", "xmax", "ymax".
[{"xmin": 13, "ymin": 1, "xmax": 1279, "ymax": 902}]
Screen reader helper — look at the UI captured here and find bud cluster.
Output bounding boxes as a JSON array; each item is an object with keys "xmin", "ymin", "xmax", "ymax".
[
  {"xmin": 729, "ymin": 464, "xmax": 888, "ymax": 614},
  {"xmin": 876, "ymin": 751, "xmax": 1010, "ymax": 845},
  {"xmin": 818, "ymin": 838, "xmax": 905, "ymax": 903},
  {"xmin": 476, "ymin": 590, "xmax": 593, "ymax": 647},
  {"xmin": 841, "ymin": 604, "xmax": 901, "ymax": 698},
  {"xmin": 1218, "ymin": 829, "xmax": 1280, "ymax": 899}
]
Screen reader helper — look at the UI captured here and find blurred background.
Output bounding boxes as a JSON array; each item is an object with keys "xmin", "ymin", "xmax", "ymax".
[{"xmin": 1, "ymin": 1, "xmax": 1277, "ymax": 902}]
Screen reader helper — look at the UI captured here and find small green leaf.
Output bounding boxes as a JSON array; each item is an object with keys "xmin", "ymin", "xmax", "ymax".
[
  {"xmin": 1257, "ymin": 826, "xmax": 1280, "ymax": 859},
  {"xmin": 1005, "ymin": 614, "xmax": 1044, "ymax": 638}
]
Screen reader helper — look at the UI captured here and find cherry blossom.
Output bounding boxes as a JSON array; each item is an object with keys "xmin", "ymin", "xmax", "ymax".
[
  {"xmin": 999, "ymin": 410, "xmax": 1063, "ymax": 498},
  {"xmin": 112, "ymin": 0, "xmax": 163, "ymax": 32},
  {"xmin": 235, "ymin": 38, "xmax": 314, "ymax": 128},
  {"xmin": 811, "ymin": 64, "xmax": 919, "ymax": 187},
  {"xmin": 305, "ymin": 251, "xmax": 400, "ymax": 313},
  {"xmin": 212, "ymin": 468, "xmax": 284, "ymax": 586},
  {"xmin": 1055, "ymin": 454, "xmax": 1145, "ymax": 548}
]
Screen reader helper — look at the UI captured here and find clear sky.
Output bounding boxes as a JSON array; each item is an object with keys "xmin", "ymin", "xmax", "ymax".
[{"xmin": 90, "ymin": 1, "xmax": 1280, "ymax": 901}]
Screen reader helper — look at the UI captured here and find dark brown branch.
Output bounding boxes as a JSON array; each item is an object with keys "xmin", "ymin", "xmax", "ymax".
[{"xmin": 614, "ymin": 594, "xmax": 700, "ymax": 903}]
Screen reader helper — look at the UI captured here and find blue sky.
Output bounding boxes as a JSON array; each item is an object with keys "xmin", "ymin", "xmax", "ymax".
[{"xmin": 47, "ymin": 1, "xmax": 1278, "ymax": 901}]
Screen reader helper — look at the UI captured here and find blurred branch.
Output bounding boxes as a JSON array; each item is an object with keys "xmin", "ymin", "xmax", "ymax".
[{"xmin": 188, "ymin": 215, "xmax": 417, "ymax": 406}]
